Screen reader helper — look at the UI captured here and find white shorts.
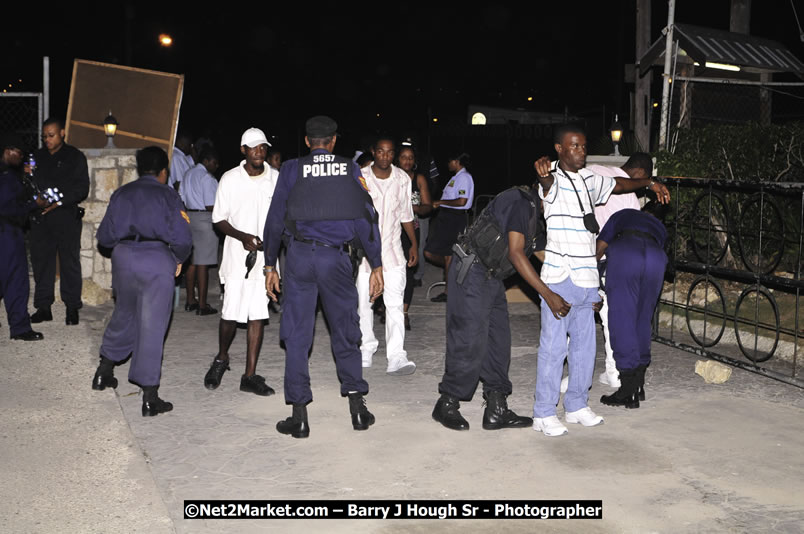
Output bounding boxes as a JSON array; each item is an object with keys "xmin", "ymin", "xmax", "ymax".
[{"xmin": 221, "ymin": 273, "xmax": 269, "ymax": 323}]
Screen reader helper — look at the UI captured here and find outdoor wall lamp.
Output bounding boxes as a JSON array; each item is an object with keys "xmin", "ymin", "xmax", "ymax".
[
  {"xmin": 103, "ymin": 111, "xmax": 118, "ymax": 148},
  {"xmin": 610, "ymin": 114, "xmax": 623, "ymax": 156}
]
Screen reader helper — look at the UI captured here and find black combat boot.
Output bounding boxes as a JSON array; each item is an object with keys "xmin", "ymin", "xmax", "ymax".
[
  {"xmin": 348, "ymin": 392, "xmax": 375, "ymax": 431},
  {"xmin": 482, "ymin": 391, "xmax": 533, "ymax": 430},
  {"xmin": 635, "ymin": 364, "xmax": 648, "ymax": 401},
  {"xmin": 600, "ymin": 369, "xmax": 640, "ymax": 409},
  {"xmin": 432, "ymin": 394, "xmax": 469, "ymax": 431},
  {"xmin": 141, "ymin": 385, "xmax": 174, "ymax": 417},
  {"xmin": 277, "ymin": 404, "xmax": 310, "ymax": 439},
  {"xmin": 92, "ymin": 356, "xmax": 118, "ymax": 391}
]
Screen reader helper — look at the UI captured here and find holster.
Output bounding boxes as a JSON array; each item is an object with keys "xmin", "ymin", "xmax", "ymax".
[
  {"xmin": 346, "ymin": 240, "xmax": 365, "ymax": 283},
  {"xmin": 451, "ymin": 242, "xmax": 477, "ymax": 286}
]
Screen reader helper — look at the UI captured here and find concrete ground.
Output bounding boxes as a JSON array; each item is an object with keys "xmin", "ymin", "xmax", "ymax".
[{"xmin": 1, "ymin": 266, "xmax": 803, "ymax": 534}]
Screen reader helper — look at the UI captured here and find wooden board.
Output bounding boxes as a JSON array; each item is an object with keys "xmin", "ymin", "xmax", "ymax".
[{"xmin": 65, "ymin": 59, "xmax": 183, "ymax": 155}]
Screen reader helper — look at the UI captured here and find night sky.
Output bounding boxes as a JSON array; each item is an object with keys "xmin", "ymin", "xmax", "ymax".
[{"xmin": 3, "ymin": 1, "xmax": 804, "ymax": 187}]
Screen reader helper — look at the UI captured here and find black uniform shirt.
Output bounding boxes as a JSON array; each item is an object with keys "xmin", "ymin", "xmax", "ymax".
[
  {"xmin": 487, "ymin": 187, "xmax": 547, "ymax": 252},
  {"xmin": 32, "ymin": 143, "xmax": 89, "ymax": 208}
]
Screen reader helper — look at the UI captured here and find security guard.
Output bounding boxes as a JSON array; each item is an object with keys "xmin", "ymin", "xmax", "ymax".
[
  {"xmin": 92, "ymin": 146, "xmax": 192, "ymax": 417},
  {"xmin": 0, "ymin": 134, "xmax": 47, "ymax": 341},
  {"xmin": 264, "ymin": 116, "xmax": 383, "ymax": 438},
  {"xmin": 432, "ymin": 185, "xmax": 571, "ymax": 431},
  {"xmin": 598, "ymin": 207, "xmax": 667, "ymax": 409}
]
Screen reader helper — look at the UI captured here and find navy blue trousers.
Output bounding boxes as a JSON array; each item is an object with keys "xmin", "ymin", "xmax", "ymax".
[
  {"xmin": 100, "ymin": 243, "xmax": 175, "ymax": 387},
  {"xmin": 438, "ymin": 255, "xmax": 512, "ymax": 400},
  {"xmin": 0, "ymin": 226, "xmax": 33, "ymax": 336},
  {"xmin": 605, "ymin": 235, "xmax": 667, "ymax": 371},
  {"xmin": 280, "ymin": 240, "xmax": 368, "ymax": 405}
]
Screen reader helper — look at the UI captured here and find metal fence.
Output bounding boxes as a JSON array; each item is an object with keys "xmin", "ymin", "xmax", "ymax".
[
  {"xmin": 0, "ymin": 92, "xmax": 43, "ymax": 151},
  {"xmin": 653, "ymin": 177, "xmax": 804, "ymax": 388}
]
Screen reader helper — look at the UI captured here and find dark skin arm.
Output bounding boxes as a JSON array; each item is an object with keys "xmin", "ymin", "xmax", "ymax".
[
  {"xmin": 508, "ymin": 231, "xmax": 570, "ymax": 319},
  {"xmin": 433, "ymin": 197, "xmax": 467, "ymax": 209},
  {"xmin": 413, "ymin": 174, "xmax": 432, "ymax": 216},
  {"xmin": 402, "ymin": 221, "xmax": 418, "ymax": 267},
  {"xmin": 596, "ymin": 240, "xmax": 609, "ymax": 261},
  {"xmin": 213, "ymin": 220, "xmax": 262, "ymax": 251}
]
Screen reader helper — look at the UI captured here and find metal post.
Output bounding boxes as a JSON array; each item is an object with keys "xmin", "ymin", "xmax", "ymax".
[
  {"xmin": 43, "ymin": 56, "xmax": 49, "ymax": 123},
  {"xmin": 658, "ymin": 0, "xmax": 676, "ymax": 150}
]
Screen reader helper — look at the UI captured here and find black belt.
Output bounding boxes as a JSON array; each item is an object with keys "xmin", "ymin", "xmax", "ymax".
[
  {"xmin": 121, "ymin": 235, "xmax": 167, "ymax": 244},
  {"xmin": 293, "ymin": 237, "xmax": 349, "ymax": 252},
  {"xmin": 186, "ymin": 209, "xmax": 207, "ymax": 212},
  {"xmin": 616, "ymin": 229, "xmax": 658, "ymax": 245}
]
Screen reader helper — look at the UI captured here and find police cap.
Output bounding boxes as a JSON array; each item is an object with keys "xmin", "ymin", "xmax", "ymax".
[{"xmin": 305, "ymin": 116, "xmax": 338, "ymax": 138}]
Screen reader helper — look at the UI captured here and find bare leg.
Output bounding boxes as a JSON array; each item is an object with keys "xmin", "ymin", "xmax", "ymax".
[
  {"xmin": 185, "ymin": 265, "xmax": 198, "ymax": 306},
  {"xmin": 197, "ymin": 265, "xmax": 209, "ymax": 308},
  {"xmin": 217, "ymin": 319, "xmax": 237, "ymax": 363},
  {"xmin": 244, "ymin": 319, "xmax": 265, "ymax": 376}
]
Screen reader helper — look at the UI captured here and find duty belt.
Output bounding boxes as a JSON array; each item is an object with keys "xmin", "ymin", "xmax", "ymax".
[
  {"xmin": 120, "ymin": 235, "xmax": 167, "ymax": 244},
  {"xmin": 615, "ymin": 229, "xmax": 658, "ymax": 245},
  {"xmin": 293, "ymin": 236, "xmax": 349, "ymax": 252}
]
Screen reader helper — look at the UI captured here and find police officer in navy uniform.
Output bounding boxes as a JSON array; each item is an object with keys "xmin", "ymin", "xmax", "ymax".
[
  {"xmin": 264, "ymin": 116, "xmax": 383, "ymax": 438},
  {"xmin": 432, "ymin": 184, "xmax": 571, "ymax": 431},
  {"xmin": 0, "ymin": 134, "xmax": 48, "ymax": 341},
  {"xmin": 92, "ymin": 146, "xmax": 192, "ymax": 417}
]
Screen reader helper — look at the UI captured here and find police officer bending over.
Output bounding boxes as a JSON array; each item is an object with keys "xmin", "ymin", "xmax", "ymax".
[
  {"xmin": 432, "ymin": 184, "xmax": 570, "ymax": 431},
  {"xmin": 92, "ymin": 146, "xmax": 192, "ymax": 417},
  {"xmin": 264, "ymin": 116, "xmax": 383, "ymax": 438}
]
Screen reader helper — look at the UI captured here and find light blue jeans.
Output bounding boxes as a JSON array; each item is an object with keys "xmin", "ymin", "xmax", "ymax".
[{"xmin": 533, "ymin": 277, "xmax": 601, "ymax": 417}]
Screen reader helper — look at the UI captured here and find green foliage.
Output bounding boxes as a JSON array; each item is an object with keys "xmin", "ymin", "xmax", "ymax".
[{"xmin": 656, "ymin": 122, "xmax": 804, "ymax": 182}]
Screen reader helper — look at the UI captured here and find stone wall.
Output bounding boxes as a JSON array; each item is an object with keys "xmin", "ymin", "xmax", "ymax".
[{"xmin": 80, "ymin": 149, "xmax": 138, "ymax": 305}]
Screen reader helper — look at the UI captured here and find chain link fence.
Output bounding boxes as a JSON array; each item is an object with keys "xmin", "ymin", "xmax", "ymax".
[{"xmin": 0, "ymin": 92, "xmax": 43, "ymax": 151}]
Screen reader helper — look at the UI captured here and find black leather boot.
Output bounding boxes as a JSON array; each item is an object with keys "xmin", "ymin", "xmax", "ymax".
[
  {"xmin": 348, "ymin": 392, "xmax": 375, "ymax": 430},
  {"xmin": 635, "ymin": 364, "xmax": 648, "ymax": 401},
  {"xmin": 600, "ymin": 370, "xmax": 640, "ymax": 409},
  {"xmin": 92, "ymin": 356, "xmax": 118, "ymax": 391},
  {"xmin": 277, "ymin": 404, "xmax": 310, "ymax": 438},
  {"xmin": 482, "ymin": 391, "xmax": 533, "ymax": 430},
  {"xmin": 141, "ymin": 386, "xmax": 173, "ymax": 417},
  {"xmin": 432, "ymin": 394, "xmax": 469, "ymax": 431}
]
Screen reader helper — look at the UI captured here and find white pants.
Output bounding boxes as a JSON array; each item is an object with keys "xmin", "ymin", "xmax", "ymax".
[
  {"xmin": 599, "ymin": 288, "xmax": 616, "ymax": 375},
  {"xmin": 357, "ymin": 265, "xmax": 407, "ymax": 364}
]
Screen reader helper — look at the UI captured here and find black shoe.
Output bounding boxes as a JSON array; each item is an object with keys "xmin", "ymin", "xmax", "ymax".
[
  {"xmin": 92, "ymin": 371, "xmax": 118, "ymax": 390},
  {"xmin": 66, "ymin": 308, "xmax": 79, "ymax": 325},
  {"xmin": 197, "ymin": 304, "xmax": 217, "ymax": 316},
  {"xmin": 277, "ymin": 404, "xmax": 310, "ymax": 438},
  {"xmin": 413, "ymin": 278, "xmax": 423, "ymax": 288},
  {"xmin": 482, "ymin": 391, "xmax": 533, "ymax": 430},
  {"xmin": 185, "ymin": 301, "xmax": 199, "ymax": 312},
  {"xmin": 635, "ymin": 365, "xmax": 647, "ymax": 401},
  {"xmin": 348, "ymin": 392, "xmax": 375, "ymax": 430},
  {"xmin": 142, "ymin": 397, "xmax": 173, "ymax": 417},
  {"xmin": 11, "ymin": 330, "xmax": 44, "ymax": 341},
  {"xmin": 240, "ymin": 374, "xmax": 275, "ymax": 396},
  {"xmin": 430, "ymin": 292, "xmax": 448, "ymax": 303},
  {"xmin": 404, "ymin": 313, "xmax": 411, "ymax": 331},
  {"xmin": 600, "ymin": 370, "xmax": 640, "ymax": 409},
  {"xmin": 204, "ymin": 358, "xmax": 230, "ymax": 390},
  {"xmin": 432, "ymin": 394, "xmax": 469, "ymax": 431},
  {"xmin": 30, "ymin": 308, "xmax": 52, "ymax": 323}
]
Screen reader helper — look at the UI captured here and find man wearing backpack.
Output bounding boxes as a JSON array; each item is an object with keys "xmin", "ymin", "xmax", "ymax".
[{"xmin": 432, "ymin": 184, "xmax": 571, "ymax": 431}]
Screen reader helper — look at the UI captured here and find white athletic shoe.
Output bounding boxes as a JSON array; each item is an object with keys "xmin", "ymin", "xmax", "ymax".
[
  {"xmin": 599, "ymin": 370, "xmax": 621, "ymax": 388},
  {"xmin": 560, "ymin": 376, "xmax": 569, "ymax": 393},
  {"xmin": 533, "ymin": 415, "xmax": 568, "ymax": 437},
  {"xmin": 387, "ymin": 358, "xmax": 416, "ymax": 376},
  {"xmin": 362, "ymin": 354, "xmax": 373, "ymax": 368},
  {"xmin": 565, "ymin": 407, "xmax": 604, "ymax": 427}
]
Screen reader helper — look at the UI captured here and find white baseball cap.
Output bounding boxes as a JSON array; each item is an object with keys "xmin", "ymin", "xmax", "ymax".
[{"xmin": 240, "ymin": 127, "xmax": 271, "ymax": 148}]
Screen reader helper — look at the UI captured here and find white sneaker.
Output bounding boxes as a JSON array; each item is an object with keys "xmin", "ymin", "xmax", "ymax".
[
  {"xmin": 533, "ymin": 416, "xmax": 568, "ymax": 437},
  {"xmin": 362, "ymin": 354, "xmax": 373, "ymax": 368},
  {"xmin": 565, "ymin": 407, "xmax": 604, "ymax": 427},
  {"xmin": 387, "ymin": 358, "xmax": 416, "ymax": 376},
  {"xmin": 599, "ymin": 371, "xmax": 621, "ymax": 388},
  {"xmin": 560, "ymin": 376, "xmax": 569, "ymax": 393}
]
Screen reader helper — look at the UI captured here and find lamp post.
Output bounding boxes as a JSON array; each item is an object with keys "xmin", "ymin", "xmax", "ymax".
[
  {"xmin": 103, "ymin": 112, "xmax": 118, "ymax": 148},
  {"xmin": 610, "ymin": 114, "xmax": 623, "ymax": 157}
]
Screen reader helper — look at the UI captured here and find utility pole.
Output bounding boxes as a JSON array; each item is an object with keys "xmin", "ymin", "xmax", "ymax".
[
  {"xmin": 658, "ymin": 0, "xmax": 676, "ymax": 151},
  {"xmin": 635, "ymin": 0, "xmax": 651, "ymax": 152}
]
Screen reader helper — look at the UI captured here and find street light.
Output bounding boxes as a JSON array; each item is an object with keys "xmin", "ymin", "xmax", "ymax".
[
  {"xmin": 159, "ymin": 34, "xmax": 173, "ymax": 47},
  {"xmin": 103, "ymin": 111, "xmax": 119, "ymax": 148},
  {"xmin": 610, "ymin": 114, "xmax": 623, "ymax": 157}
]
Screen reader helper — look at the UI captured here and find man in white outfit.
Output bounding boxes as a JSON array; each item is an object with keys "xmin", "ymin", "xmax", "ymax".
[
  {"xmin": 203, "ymin": 128, "xmax": 278, "ymax": 395},
  {"xmin": 358, "ymin": 136, "xmax": 418, "ymax": 376}
]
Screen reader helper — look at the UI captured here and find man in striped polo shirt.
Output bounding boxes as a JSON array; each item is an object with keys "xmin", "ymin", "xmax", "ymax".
[{"xmin": 531, "ymin": 125, "xmax": 669, "ymax": 437}]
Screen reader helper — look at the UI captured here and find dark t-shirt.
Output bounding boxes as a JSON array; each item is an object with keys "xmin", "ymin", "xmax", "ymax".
[
  {"xmin": 486, "ymin": 187, "xmax": 547, "ymax": 252},
  {"xmin": 598, "ymin": 208, "xmax": 667, "ymax": 248}
]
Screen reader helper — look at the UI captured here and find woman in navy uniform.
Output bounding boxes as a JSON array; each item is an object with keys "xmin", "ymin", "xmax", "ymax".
[
  {"xmin": 91, "ymin": 146, "xmax": 192, "ymax": 417},
  {"xmin": 263, "ymin": 116, "xmax": 383, "ymax": 438}
]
